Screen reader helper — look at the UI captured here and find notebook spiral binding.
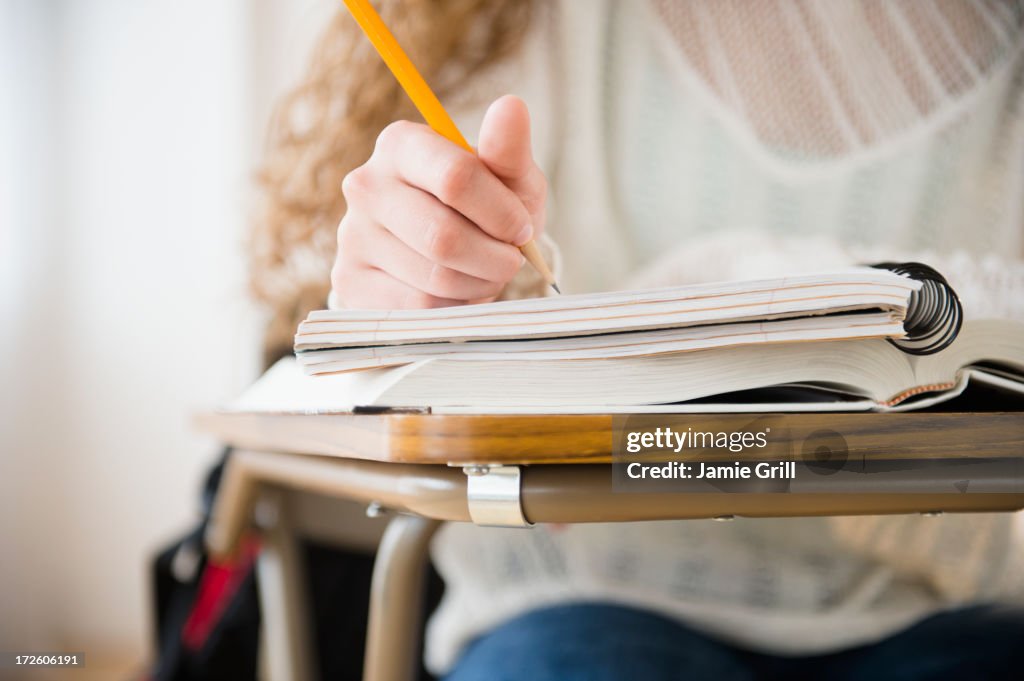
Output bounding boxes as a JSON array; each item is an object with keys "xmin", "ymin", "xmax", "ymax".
[{"xmin": 871, "ymin": 262, "xmax": 963, "ymax": 356}]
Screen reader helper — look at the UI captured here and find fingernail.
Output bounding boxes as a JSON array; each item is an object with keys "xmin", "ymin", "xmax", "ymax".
[
  {"xmin": 514, "ymin": 224, "xmax": 533, "ymax": 246},
  {"xmin": 519, "ymin": 253, "xmax": 527, "ymax": 267}
]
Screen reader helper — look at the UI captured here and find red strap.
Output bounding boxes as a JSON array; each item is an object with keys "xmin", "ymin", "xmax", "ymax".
[{"xmin": 181, "ymin": 536, "xmax": 260, "ymax": 651}]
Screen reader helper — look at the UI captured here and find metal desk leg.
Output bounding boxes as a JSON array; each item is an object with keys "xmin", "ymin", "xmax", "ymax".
[
  {"xmin": 256, "ymin": 490, "xmax": 317, "ymax": 681},
  {"xmin": 363, "ymin": 515, "xmax": 442, "ymax": 681}
]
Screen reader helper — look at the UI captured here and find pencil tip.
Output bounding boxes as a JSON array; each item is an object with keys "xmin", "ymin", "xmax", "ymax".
[{"xmin": 551, "ymin": 283, "xmax": 562, "ymax": 295}]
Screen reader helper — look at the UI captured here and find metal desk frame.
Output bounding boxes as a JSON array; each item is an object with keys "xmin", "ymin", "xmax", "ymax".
[{"xmin": 201, "ymin": 411, "xmax": 1024, "ymax": 681}]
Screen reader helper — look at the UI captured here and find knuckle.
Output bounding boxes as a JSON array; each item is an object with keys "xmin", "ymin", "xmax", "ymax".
[
  {"xmin": 435, "ymin": 155, "xmax": 477, "ymax": 204},
  {"xmin": 375, "ymin": 120, "xmax": 412, "ymax": 154},
  {"xmin": 341, "ymin": 167, "xmax": 371, "ymax": 203},
  {"xmin": 423, "ymin": 217, "xmax": 460, "ymax": 262}
]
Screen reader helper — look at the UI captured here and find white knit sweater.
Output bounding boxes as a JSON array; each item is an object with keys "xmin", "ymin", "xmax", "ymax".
[{"xmin": 426, "ymin": 0, "xmax": 1024, "ymax": 673}]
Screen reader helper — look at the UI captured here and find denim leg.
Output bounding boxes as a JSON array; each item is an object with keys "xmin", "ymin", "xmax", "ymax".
[
  {"xmin": 443, "ymin": 602, "xmax": 757, "ymax": 681},
  {"xmin": 816, "ymin": 604, "xmax": 1024, "ymax": 681}
]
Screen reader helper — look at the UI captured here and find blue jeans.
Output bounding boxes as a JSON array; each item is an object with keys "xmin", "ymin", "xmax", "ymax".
[{"xmin": 443, "ymin": 602, "xmax": 1024, "ymax": 681}]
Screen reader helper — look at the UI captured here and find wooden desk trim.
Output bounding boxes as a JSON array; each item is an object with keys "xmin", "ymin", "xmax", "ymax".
[{"xmin": 197, "ymin": 411, "xmax": 1024, "ymax": 465}]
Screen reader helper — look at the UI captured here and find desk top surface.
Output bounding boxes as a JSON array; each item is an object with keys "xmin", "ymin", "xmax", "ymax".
[{"xmin": 197, "ymin": 410, "xmax": 1024, "ymax": 466}]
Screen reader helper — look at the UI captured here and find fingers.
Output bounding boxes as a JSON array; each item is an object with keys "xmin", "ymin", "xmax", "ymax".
[
  {"xmin": 373, "ymin": 120, "xmax": 535, "ymax": 246},
  {"xmin": 332, "ymin": 264, "xmax": 464, "ymax": 310},
  {"xmin": 477, "ymin": 95, "xmax": 547, "ymax": 227},
  {"xmin": 334, "ymin": 99, "xmax": 549, "ymax": 311},
  {"xmin": 344, "ymin": 175, "xmax": 524, "ymax": 283},
  {"xmin": 344, "ymin": 220, "xmax": 507, "ymax": 301}
]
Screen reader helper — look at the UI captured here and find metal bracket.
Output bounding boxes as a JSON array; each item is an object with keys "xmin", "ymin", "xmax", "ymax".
[{"xmin": 460, "ymin": 464, "xmax": 533, "ymax": 528}]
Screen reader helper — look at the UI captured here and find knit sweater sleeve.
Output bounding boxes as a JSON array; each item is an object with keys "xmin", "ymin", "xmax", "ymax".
[{"xmin": 827, "ymin": 513, "xmax": 1024, "ymax": 603}]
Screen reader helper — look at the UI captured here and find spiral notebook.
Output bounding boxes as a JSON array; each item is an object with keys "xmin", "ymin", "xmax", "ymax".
[{"xmin": 234, "ymin": 263, "xmax": 1024, "ymax": 413}]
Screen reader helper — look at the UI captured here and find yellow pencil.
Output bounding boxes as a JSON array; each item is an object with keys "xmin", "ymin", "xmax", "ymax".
[{"xmin": 341, "ymin": 0, "xmax": 560, "ymax": 294}]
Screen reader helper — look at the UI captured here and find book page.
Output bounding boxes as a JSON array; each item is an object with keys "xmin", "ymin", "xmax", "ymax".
[{"xmin": 227, "ymin": 358, "xmax": 426, "ymax": 413}]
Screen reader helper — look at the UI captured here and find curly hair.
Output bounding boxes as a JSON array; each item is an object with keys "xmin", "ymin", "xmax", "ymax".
[{"xmin": 250, "ymin": 0, "xmax": 535, "ymax": 364}]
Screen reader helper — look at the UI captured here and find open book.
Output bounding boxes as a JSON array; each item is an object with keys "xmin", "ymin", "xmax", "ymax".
[{"xmin": 234, "ymin": 264, "xmax": 1024, "ymax": 414}]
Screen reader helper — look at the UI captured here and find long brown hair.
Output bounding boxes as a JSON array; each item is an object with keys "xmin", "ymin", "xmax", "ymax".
[{"xmin": 250, "ymin": 0, "xmax": 535, "ymax": 363}]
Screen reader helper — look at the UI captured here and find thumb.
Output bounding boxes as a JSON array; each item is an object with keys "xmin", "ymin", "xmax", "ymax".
[{"xmin": 478, "ymin": 95, "xmax": 546, "ymax": 227}]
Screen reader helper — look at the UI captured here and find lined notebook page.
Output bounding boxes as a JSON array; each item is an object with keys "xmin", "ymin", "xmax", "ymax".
[
  {"xmin": 296, "ymin": 269, "xmax": 918, "ymax": 350},
  {"xmin": 298, "ymin": 313, "xmax": 904, "ymax": 374}
]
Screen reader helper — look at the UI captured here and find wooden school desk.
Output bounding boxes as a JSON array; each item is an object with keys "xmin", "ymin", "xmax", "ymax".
[{"xmin": 197, "ymin": 410, "xmax": 1024, "ymax": 681}]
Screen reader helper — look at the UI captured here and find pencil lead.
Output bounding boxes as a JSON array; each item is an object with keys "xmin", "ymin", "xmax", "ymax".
[{"xmin": 551, "ymin": 282, "xmax": 562, "ymax": 295}]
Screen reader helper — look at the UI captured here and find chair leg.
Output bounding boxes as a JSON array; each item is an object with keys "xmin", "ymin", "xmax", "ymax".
[
  {"xmin": 363, "ymin": 515, "xmax": 443, "ymax": 681},
  {"xmin": 256, "ymin": 490, "xmax": 317, "ymax": 681}
]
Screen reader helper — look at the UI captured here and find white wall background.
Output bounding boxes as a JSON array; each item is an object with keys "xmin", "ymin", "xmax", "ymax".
[{"xmin": 0, "ymin": 0, "xmax": 334, "ymax": 675}]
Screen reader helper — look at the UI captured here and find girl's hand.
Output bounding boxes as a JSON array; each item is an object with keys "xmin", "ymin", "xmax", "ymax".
[{"xmin": 331, "ymin": 95, "xmax": 547, "ymax": 309}]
